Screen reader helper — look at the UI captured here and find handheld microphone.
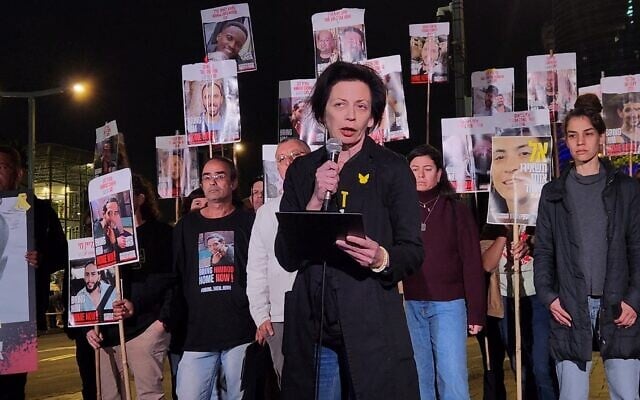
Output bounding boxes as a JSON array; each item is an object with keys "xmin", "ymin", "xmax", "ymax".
[{"xmin": 322, "ymin": 138, "xmax": 342, "ymax": 211}]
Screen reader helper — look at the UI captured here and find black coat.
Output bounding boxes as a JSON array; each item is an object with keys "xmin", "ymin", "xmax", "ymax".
[
  {"xmin": 534, "ymin": 161, "xmax": 640, "ymax": 362},
  {"xmin": 275, "ymin": 137, "xmax": 423, "ymax": 400}
]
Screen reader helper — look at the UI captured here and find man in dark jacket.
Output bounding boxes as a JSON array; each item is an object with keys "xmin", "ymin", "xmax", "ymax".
[{"xmin": 534, "ymin": 101, "xmax": 640, "ymax": 399}]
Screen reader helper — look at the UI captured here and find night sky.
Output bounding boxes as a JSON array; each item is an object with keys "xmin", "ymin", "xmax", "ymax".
[{"xmin": 0, "ymin": 1, "xmax": 553, "ymax": 197}]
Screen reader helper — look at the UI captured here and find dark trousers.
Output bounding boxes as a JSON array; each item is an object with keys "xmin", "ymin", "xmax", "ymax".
[
  {"xmin": 75, "ymin": 334, "xmax": 97, "ymax": 400},
  {"xmin": 477, "ymin": 316, "xmax": 507, "ymax": 400},
  {"xmin": 0, "ymin": 373, "xmax": 27, "ymax": 400}
]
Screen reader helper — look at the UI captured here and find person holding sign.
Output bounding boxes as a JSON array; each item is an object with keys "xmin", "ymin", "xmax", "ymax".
[
  {"xmin": 275, "ymin": 61, "xmax": 423, "ymax": 399},
  {"xmin": 534, "ymin": 95, "xmax": 640, "ymax": 399},
  {"xmin": 402, "ymin": 144, "xmax": 485, "ymax": 400}
]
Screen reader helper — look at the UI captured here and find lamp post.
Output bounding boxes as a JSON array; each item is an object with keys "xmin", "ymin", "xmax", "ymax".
[{"xmin": 0, "ymin": 83, "xmax": 87, "ymax": 189}]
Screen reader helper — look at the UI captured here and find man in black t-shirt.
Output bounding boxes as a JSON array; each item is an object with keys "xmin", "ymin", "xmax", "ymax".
[{"xmin": 174, "ymin": 156, "xmax": 255, "ymax": 399}]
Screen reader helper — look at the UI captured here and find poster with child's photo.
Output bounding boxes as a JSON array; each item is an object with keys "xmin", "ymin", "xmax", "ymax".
[{"xmin": 601, "ymin": 74, "xmax": 640, "ymax": 156}]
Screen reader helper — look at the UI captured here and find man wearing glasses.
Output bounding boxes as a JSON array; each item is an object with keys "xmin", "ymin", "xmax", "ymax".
[
  {"xmin": 174, "ymin": 156, "xmax": 256, "ymax": 399},
  {"xmin": 247, "ymin": 138, "xmax": 310, "ymax": 385}
]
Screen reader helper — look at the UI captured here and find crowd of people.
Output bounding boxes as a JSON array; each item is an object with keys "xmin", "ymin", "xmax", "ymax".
[{"xmin": 2, "ymin": 62, "xmax": 640, "ymax": 400}]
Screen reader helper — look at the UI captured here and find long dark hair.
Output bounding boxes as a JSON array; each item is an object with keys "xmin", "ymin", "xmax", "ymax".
[
  {"xmin": 407, "ymin": 144, "xmax": 457, "ymax": 200},
  {"xmin": 132, "ymin": 173, "xmax": 161, "ymax": 222}
]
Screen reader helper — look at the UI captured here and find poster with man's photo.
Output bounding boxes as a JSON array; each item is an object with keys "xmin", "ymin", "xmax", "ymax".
[
  {"xmin": 201, "ymin": 3, "xmax": 257, "ymax": 73},
  {"xmin": 0, "ymin": 190, "xmax": 37, "ymax": 375},
  {"xmin": 262, "ymin": 144, "xmax": 320, "ymax": 202},
  {"xmin": 526, "ymin": 52, "xmax": 577, "ymax": 123},
  {"xmin": 441, "ymin": 116, "xmax": 497, "ymax": 193},
  {"xmin": 94, "ymin": 120, "xmax": 119, "ymax": 177},
  {"xmin": 362, "ymin": 55, "xmax": 410, "ymax": 143},
  {"xmin": 278, "ymin": 79, "xmax": 325, "ymax": 145},
  {"xmin": 601, "ymin": 74, "xmax": 640, "ymax": 156},
  {"xmin": 488, "ymin": 110, "xmax": 552, "ymax": 226},
  {"xmin": 409, "ymin": 23, "xmax": 449, "ymax": 84},
  {"xmin": 156, "ymin": 135, "xmax": 200, "ymax": 199},
  {"xmin": 88, "ymin": 168, "xmax": 139, "ymax": 269},
  {"xmin": 183, "ymin": 60, "xmax": 241, "ymax": 147},
  {"xmin": 198, "ymin": 231, "xmax": 236, "ymax": 293},
  {"xmin": 67, "ymin": 238, "xmax": 118, "ymax": 327},
  {"xmin": 472, "ymin": 68, "xmax": 515, "ymax": 116},
  {"xmin": 312, "ymin": 8, "xmax": 367, "ymax": 76}
]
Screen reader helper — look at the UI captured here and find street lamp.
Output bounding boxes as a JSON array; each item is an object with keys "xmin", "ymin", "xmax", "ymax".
[{"xmin": 0, "ymin": 82, "xmax": 89, "ymax": 189}]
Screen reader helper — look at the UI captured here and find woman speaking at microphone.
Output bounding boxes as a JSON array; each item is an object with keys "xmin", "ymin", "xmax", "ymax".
[{"xmin": 275, "ymin": 61, "xmax": 424, "ymax": 400}]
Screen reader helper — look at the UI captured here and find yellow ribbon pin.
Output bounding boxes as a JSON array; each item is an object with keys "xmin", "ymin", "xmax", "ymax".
[
  {"xmin": 358, "ymin": 173, "xmax": 370, "ymax": 184},
  {"xmin": 15, "ymin": 193, "xmax": 31, "ymax": 211}
]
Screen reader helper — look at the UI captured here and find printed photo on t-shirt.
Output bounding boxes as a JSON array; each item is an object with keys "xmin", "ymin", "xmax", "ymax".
[{"xmin": 197, "ymin": 230, "xmax": 235, "ymax": 293}]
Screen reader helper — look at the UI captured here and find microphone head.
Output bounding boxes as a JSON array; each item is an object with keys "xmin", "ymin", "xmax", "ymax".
[{"xmin": 325, "ymin": 138, "xmax": 342, "ymax": 156}]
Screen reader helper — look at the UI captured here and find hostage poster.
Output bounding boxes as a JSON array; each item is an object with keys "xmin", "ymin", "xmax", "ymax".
[
  {"xmin": 409, "ymin": 23, "xmax": 449, "ymax": 84},
  {"xmin": 88, "ymin": 168, "xmax": 139, "ymax": 269},
  {"xmin": 67, "ymin": 238, "xmax": 118, "ymax": 327},
  {"xmin": 156, "ymin": 135, "xmax": 200, "ymax": 199},
  {"xmin": 472, "ymin": 68, "xmax": 515, "ymax": 116},
  {"xmin": 362, "ymin": 55, "xmax": 410, "ymax": 143},
  {"xmin": 441, "ymin": 116, "xmax": 497, "ymax": 193},
  {"xmin": 183, "ymin": 60, "xmax": 241, "ymax": 147},
  {"xmin": 93, "ymin": 120, "xmax": 119, "ymax": 177},
  {"xmin": 201, "ymin": 3, "xmax": 257, "ymax": 72},
  {"xmin": 278, "ymin": 79, "xmax": 325, "ymax": 145},
  {"xmin": 312, "ymin": 8, "xmax": 367, "ymax": 76},
  {"xmin": 262, "ymin": 144, "xmax": 320, "ymax": 202},
  {"xmin": 526, "ymin": 52, "xmax": 577, "ymax": 123},
  {"xmin": 601, "ymin": 74, "xmax": 640, "ymax": 156},
  {"xmin": 0, "ymin": 190, "xmax": 37, "ymax": 375},
  {"xmin": 488, "ymin": 110, "xmax": 552, "ymax": 226}
]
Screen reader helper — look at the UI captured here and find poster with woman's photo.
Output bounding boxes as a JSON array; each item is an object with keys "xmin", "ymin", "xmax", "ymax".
[
  {"xmin": 526, "ymin": 53, "xmax": 577, "ymax": 123},
  {"xmin": 278, "ymin": 79, "xmax": 325, "ymax": 145},
  {"xmin": 88, "ymin": 168, "xmax": 139, "ymax": 269},
  {"xmin": 0, "ymin": 190, "xmax": 37, "ymax": 375},
  {"xmin": 94, "ymin": 120, "xmax": 119, "ymax": 177},
  {"xmin": 601, "ymin": 74, "xmax": 640, "ymax": 156},
  {"xmin": 471, "ymin": 68, "xmax": 515, "ymax": 116},
  {"xmin": 362, "ymin": 55, "xmax": 410, "ymax": 143},
  {"xmin": 409, "ymin": 23, "xmax": 449, "ymax": 84},
  {"xmin": 183, "ymin": 60, "xmax": 241, "ymax": 146},
  {"xmin": 67, "ymin": 238, "xmax": 118, "ymax": 327},
  {"xmin": 156, "ymin": 135, "xmax": 200, "ymax": 199},
  {"xmin": 441, "ymin": 116, "xmax": 497, "ymax": 193},
  {"xmin": 201, "ymin": 3, "xmax": 256, "ymax": 73},
  {"xmin": 488, "ymin": 110, "xmax": 552, "ymax": 226},
  {"xmin": 312, "ymin": 8, "xmax": 367, "ymax": 76}
]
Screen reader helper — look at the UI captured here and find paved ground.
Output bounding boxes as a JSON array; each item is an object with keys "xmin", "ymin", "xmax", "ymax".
[{"xmin": 28, "ymin": 332, "xmax": 611, "ymax": 399}]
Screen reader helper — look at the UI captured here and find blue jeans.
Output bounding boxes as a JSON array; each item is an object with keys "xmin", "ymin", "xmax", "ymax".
[
  {"xmin": 556, "ymin": 297, "xmax": 640, "ymax": 400},
  {"xmin": 317, "ymin": 346, "xmax": 342, "ymax": 400},
  {"xmin": 500, "ymin": 295, "xmax": 557, "ymax": 400},
  {"xmin": 405, "ymin": 299, "xmax": 470, "ymax": 400},
  {"xmin": 176, "ymin": 342, "xmax": 250, "ymax": 400}
]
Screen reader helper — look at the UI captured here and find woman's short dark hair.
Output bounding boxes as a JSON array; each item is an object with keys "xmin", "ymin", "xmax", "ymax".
[
  {"xmin": 564, "ymin": 93, "xmax": 606, "ymax": 134},
  {"xmin": 132, "ymin": 173, "xmax": 161, "ymax": 222},
  {"xmin": 0, "ymin": 145, "xmax": 22, "ymax": 169},
  {"xmin": 309, "ymin": 61, "xmax": 387, "ymax": 131},
  {"xmin": 407, "ymin": 144, "xmax": 457, "ymax": 199}
]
